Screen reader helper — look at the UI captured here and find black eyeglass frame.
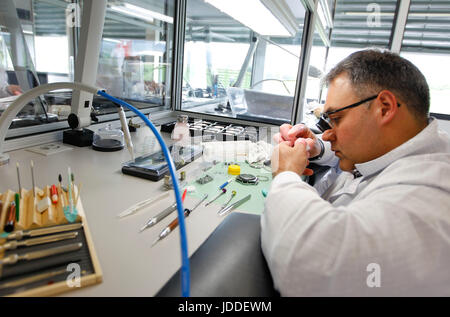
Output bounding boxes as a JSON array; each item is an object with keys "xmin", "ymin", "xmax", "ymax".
[{"xmin": 316, "ymin": 94, "xmax": 401, "ymax": 132}]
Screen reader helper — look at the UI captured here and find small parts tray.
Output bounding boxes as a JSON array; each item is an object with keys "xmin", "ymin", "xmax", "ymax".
[{"xmin": 161, "ymin": 119, "xmax": 259, "ymax": 141}]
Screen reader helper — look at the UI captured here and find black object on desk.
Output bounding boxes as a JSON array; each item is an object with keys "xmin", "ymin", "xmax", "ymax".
[
  {"xmin": 122, "ymin": 145, "xmax": 203, "ymax": 181},
  {"xmin": 156, "ymin": 213, "xmax": 279, "ymax": 297}
]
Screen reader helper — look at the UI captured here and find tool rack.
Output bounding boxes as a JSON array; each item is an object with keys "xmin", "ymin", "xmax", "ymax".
[{"xmin": 0, "ymin": 186, "xmax": 102, "ymax": 296}]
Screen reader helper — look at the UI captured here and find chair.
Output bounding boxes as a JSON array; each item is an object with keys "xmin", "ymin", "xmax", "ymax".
[{"xmin": 156, "ymin": 212, "xmax": 279, "ymax": 297}]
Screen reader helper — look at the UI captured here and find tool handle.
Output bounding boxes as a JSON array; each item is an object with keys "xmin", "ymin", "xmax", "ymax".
[
  {"xmin": 24, "ymin": 242, "xmax": 82, "ymax": 261},
  {"xmin": 219, "ymin": 178, "xmax": 233, "ymax": 189},
  {"xmin": 153, "ymin": 203, "xmax": 177, "ymax": 222},
  {"xmin": 4, "ymin": 202, "xmax": 16, "ymax": 233},
  {"xmin": 168, "ymin": 209, "xmax": 190, "ymax": 231}
]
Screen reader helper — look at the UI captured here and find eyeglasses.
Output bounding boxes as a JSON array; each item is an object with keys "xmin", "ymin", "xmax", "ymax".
[{"xmin": 316, "ymin": 94, "xmax": 380, "ymax": 132}]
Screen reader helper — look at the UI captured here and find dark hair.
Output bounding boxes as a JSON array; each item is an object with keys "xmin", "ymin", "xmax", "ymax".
[{"xmin": 324, "ymin": 49, "xmax": 430, "ymax": 120}]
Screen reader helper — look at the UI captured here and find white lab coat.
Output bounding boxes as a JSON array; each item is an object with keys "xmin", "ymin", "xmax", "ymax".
[{"xmin": 261, "ymin": 118, "xmax": 450, "ymax": 296}]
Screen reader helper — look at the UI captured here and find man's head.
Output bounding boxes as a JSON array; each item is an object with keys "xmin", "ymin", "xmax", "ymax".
[{"xmin": 321, "ymin": 49, "xmax": 430, "ymax": 171}]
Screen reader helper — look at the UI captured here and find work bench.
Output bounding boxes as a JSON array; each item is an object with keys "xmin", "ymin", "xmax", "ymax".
[{"xmin": 0, "ymin": 124, "xmax": 272, "ymax": 296}]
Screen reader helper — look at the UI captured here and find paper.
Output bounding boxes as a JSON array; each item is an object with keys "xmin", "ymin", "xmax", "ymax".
[{"xmin": 26, "ymin": 143, "xmax": 73, "ymax": 156}]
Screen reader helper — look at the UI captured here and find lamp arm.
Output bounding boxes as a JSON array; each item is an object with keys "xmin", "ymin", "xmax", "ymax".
[{"xmin": 0, "ymin": 82, "xmax": 99, "ymax": 160}]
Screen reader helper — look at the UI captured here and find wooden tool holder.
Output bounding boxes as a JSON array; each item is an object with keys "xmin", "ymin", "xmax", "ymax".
[
  {"xmin": 0, "ymin": 186, "xmax": 81, "ymax": 232},
  {"xmin": 0, "ymin": 186, "xmax": 102, "ymax": 297}
]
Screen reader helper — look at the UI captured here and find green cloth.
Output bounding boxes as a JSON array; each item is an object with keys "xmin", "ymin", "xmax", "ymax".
[{"xmin": 186, "ymin": 162, "xmax": 272, "ymax": 214}]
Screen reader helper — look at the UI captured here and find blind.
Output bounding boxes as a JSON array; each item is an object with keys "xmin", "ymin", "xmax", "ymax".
[
  {"xmin": 402, "ymin": 0, "xmax": 450, "ymax": 53},
  {"xmin": 331, "ymin": 0, "xmax": 397, "ymax": 48}
]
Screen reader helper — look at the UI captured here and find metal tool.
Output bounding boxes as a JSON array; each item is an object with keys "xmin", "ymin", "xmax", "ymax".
[
  {"xmin": 117, "ymin": 191, "xmax": 170, "ymax": 218},
  {"xmin": 221, "ymin": 190, "xmax": 236, "ymax": 208},
  {"xmin": 218, "ymin": 194, "xmax": 251, "ymax": 217},
  {"xmin": 152, "ymin": 194, "xmax": 208, "ymax": 246},
  {"xmin": 139, "ymin": 203, "xmax": 177, "ymax": 232},
  {"xmin": 5, "ymin": 223, "xmax": 82, "ymax": 241},
  {"xmin": 30, "ymin": 160, "xmax": 36, "ymax": 198},
  {"xmin": 205, "ymin": 188, "xmax": 227, "ymax": 206},
  {"xmin": 16, "ymin": 162, "xmax": 22, "ymax": 197},
  {"xmin": 0, "ymin": 232, "xmax": 78, "ymax": 252},
  {"xmin": 0, "ymin": 242, "xmax": 83, "ymax": 277},
  {"xmin": 67, "ymin": 167, "xmax": 75, "ymax": 214},
  {"xmin": 139, "ymin": 189, "xmax": 187, "ymax": 232},
  {"xmin": 0, "ymin": 267, "xmax": 73, "ymax": 290}
]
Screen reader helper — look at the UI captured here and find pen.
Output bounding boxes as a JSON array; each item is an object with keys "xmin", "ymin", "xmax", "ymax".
[{"xmin": 152, "ymin": 194, "xmax": 208, "ymax": 246}]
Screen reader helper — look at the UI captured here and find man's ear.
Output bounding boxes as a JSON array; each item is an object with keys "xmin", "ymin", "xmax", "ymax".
[{"xmin": 376, "ymin": 90, "xmax": 399, "ymax": 125}]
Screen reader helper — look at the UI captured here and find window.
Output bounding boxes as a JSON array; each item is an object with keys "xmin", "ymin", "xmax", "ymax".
[
  {"xmin": 0, "ymin": 0, "xmax": 175, "ymax": 139},
  {"xmin": 96, "ymin": 0, "xmax": 175, "ymax": 115},
  {"xmin": 181, "ymin": 0, "xmax": 307, "ymax": 125},
  {"xmin": 400, "ymin": 0, "xmax": 450, "ymax": 116}
]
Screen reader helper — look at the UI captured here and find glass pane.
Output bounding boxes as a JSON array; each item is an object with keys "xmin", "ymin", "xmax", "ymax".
[
  {"xmin": 303, "ymin": 32, "xmax": 327, "ymax": 127},
  {"xmin": 400, "ymin": 0, "xmax": 450, "ymax": 116},
  {"xmin": 323, "ymin": 0, "xmax": 397, "ymax": 116},
  {"xmin": 0, "ymin": 0, "xmax": 72, "ymax": 129},
  {"xmin": 331, "ymin": 0, "xmax": 396, "ymax": 48},
  {"xmin": 182, "ymin": 0, "xmax": 307, "ymax": 124},
  {"xmin": 96, "ymin": 0, "xmax": 175, "ymax": 115}
]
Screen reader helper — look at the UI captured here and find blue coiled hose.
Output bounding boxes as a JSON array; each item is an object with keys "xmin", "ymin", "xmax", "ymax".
[{"xmin": 97, "ymin": 90, "xmax": 190, "ymax": 297}]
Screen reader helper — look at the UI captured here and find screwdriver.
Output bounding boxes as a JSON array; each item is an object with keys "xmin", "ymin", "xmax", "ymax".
[
  {"xmin": 152, "ymin": 194, "xmax": 208, "ymax": 246},
  {"xmin": 139, "ymin": 189, "xmax": 187, "ymax": 233},
  {"xmin": 221, "ymin": 190, "xmax": 236, "ymax": 208},
  {"xmin": 4, "ymin": 202, "xmax": 16, "ymax": 233},
  {"xmin": 205, "ymin": 188, "xmax": 227, "ymax": 206}
]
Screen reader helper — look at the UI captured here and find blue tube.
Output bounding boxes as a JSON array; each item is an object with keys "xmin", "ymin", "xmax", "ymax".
[{"xmin": 97, "ymin": 90, "xmax": 190, "ymax": 297}]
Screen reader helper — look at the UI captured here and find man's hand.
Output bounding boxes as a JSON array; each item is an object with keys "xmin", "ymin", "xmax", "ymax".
[
  {"xmin": 7, "ymin": 85, "xmax": 22, "ymax": 96},
  {"xmin": 273, "ymin": 123, "xmax": 321, "ymax": 158},
  {"xmin": 271, "ymin": 139, "xmax": 313, "ymax": 177}
]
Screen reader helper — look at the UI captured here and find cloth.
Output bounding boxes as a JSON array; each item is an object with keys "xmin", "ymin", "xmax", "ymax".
[
  {"xmin": 261, "ymin": 118, "xmax": 450, "ymax": 296},
  {"xmin": 0, "ymin": 66, "xmax": 11, "ymax": 98}
]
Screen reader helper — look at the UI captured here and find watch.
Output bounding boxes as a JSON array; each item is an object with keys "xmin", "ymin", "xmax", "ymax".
[
  {"xmin": 236, "ymin": 174, "xmax": 259, "ymax": 185},
  {"xmin": 309, "ymin": 138, "xmax": 325, "ymax": 161}
]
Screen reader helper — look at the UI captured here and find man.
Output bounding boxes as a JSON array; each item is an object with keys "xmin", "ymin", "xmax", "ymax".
[
  {"xmin": 262, "ymin": 49, "xmax": 450, "ymax": 296},
  {"xmin": 0, "ymin": 65, "xmax": 22, "ymax": 98}
]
